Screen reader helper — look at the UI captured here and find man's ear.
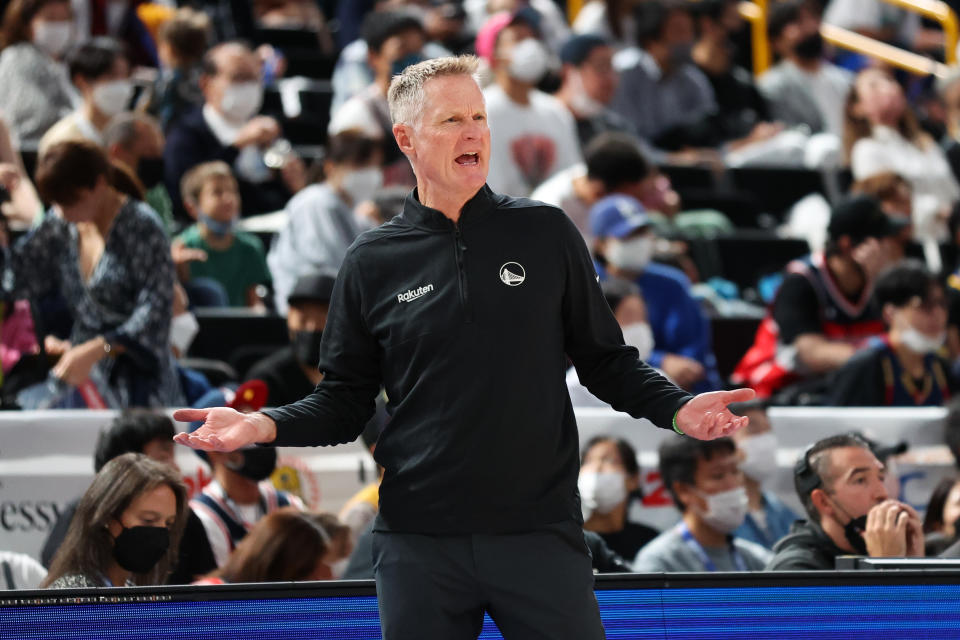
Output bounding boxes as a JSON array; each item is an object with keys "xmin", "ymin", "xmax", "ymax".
[
  {"xmin": 673, "ymin": 481, "xmax": 698, "ymax": 511},
  {"xmin": 810, "ymin": 487, "xmax": 833, "ymax": 520},
  {"xmin": 393, "ymin": 123, "xmax": 414, "ymax": 157}
]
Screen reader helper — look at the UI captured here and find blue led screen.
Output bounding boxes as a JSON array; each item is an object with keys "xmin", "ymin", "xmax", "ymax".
[{"xmin": 2, "ymin": 580, "xmax": 960, "ymax": 639}]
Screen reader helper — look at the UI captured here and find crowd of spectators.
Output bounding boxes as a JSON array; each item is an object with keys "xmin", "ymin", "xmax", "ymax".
[{"xmin": 2, "ymin": 0, "xmax": 960, "ymax": 590}]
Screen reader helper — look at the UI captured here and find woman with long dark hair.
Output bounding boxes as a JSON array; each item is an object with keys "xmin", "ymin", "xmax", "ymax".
[{"xmin": 43, "ymin": 453, "xmax": 188, "ymax": 588}]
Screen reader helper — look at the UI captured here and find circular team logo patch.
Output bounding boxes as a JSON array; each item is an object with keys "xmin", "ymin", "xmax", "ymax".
[{"xmin": 500, "ymin": 262, "xmax": 526, "ymax": 286}]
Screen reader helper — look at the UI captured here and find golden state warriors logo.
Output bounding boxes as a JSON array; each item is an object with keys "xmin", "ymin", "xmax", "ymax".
[
  {"xmin": 270, "ymin": 455, "xmax": 322, "ymax": 508},
  {"xmin": 499, "ymin": 262, "xmax": 525, "ymax": 286}
]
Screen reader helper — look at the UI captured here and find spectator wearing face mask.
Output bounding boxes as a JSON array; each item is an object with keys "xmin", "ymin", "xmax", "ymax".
[
  {"xmin": 728, "ymin": 400, "xmax": 799, "ymax": 550},
  {"xmin": 43, "ymin": 453, "xmax": 189, "ymax": 588},
  {"xmin": 103, "ymin": 113, "xmax": 174, "ymax": 235},
  {"xmin": 579, "ymin": 436, "xmax": 659, "ymax": 561},
  {"xmin": 479, "ymin": 10, "xmax": 582, "ymax": 196},
  {"xmin": 164, "ymin": 41, "xmax": 307, "ymax": 222},
  {"xmin": 0, "ymin": 0, "xmax": 76, "ymax": 149},
  {"xmin": 759, "ymin": 0, "xmax": 852, "ymax": 139},
  {"xmin": 634, "ymin": 436, "xmax": 771, "ymax": 572},
  {"xmin": 555, "ymin": 34, "xmax": 636, "ymax": 151},
  {"xmin": 767, "ymin": 433, "xmax": 924, "ymax": 570},
  {"xmin": 267, "ymin": 131, "xmax": 384, "ymax": 315},
  {"xmin": 188, "ymin": 384, "xmax": 304, "ymax": 568},
  {"xmin": 247, "ymin": 273, "xmax": 334, "ymax": 406},
  {"xmin": 329, "ymin": 10, "xmax": 427, "ymax": 187},
  {"xmin": 567, "ymin": 277, "xmax": 657, "ymax": 406},
  {"xmin": 174, "ymin": 161, "xmax": 272, "ymax": 309},
  {"xmin": 38, "ymin": 37, "xmax": 133, "ymax": 157},
  {"xmin": 827, "ymin": 261, "xmax": 957, "ymax": 406},
  {"xmin": 591, "ymin": 194, "xmax": 721, "ymax": 392}
]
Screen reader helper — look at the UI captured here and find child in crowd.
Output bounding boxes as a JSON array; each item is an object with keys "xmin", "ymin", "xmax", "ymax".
[{"xmin": 174, "ymin": 161, "xmax": 271, "ymax": 309}]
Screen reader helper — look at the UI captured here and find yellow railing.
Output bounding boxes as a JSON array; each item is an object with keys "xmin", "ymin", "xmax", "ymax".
[{"xmin": 739, "ymin": 0, "xmax": 957, "ymax": 77}]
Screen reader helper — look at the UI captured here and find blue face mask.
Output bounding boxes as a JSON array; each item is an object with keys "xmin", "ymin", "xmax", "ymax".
[
  {"xmin": 391, "ymin": 52, "xmax": 426, "ymax": 77},
  {"xmin": 199, "ymin": 212, "xmax": 237, "ymax": 238}
]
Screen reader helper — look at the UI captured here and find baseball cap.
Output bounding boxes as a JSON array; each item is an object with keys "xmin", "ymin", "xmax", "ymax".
[
  {"xmin": 827, "ymin": 195, "xmax": 907, "ymax": 243},
  {"xmin": 474, "ymin": 8, "xmax": 541, "ymax": 63},
  {"xmin": 288, "ymin": 272, "xmax": 337, "ymax": 307},
  {"xmin": 589, "ymin": 194, "xmax": 651, "ymax": 239}
]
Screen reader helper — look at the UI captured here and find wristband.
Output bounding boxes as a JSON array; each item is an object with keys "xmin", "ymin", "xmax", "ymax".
[{"xmin": 672, "ymin": 410, "xmax": 685, "ymax": 436}]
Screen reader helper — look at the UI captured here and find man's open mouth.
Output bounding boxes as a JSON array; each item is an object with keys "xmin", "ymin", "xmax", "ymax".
[{"xmin": 455, "ymin": 152, "xmax": 479, "ymax": 166}]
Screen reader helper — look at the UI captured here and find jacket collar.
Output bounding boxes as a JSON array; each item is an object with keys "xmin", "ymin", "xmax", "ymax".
[{"xmin": 401, "ymin": 184, "xmax": 495, "ymax": 231}]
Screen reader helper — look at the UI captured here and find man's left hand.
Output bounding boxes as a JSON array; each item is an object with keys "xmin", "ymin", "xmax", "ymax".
[{"xmin": 674, "ymin": 388, "xmax": 756, "ymax": 440}]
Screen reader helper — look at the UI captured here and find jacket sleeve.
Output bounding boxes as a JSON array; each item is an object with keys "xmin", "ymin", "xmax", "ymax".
[
  {"xmin": 558, "ymin": 214, "xmax": 692, "ymax": 429},
  {"xmin": 262, "ymin": 249, "xmax": 381, "ymax": 446}
]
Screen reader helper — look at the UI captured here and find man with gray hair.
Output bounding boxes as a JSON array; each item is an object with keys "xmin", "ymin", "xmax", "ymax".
[
  {"xmin": 103, "ymin": 112, "xmax": 173, "ymax": 232},
  {"xmin": 175, "ymin": 55, "xmax": 755, "ymax": 639}
]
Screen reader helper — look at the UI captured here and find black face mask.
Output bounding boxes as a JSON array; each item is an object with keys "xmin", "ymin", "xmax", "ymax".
[
  {"xmin": 112, "ymin": 525, "xmax": 170, "ymax": 574},
  {"xmin": 843, "ymin": 514, "xmax": 868, "ymax": 555},
  {"xmin": 292, "ymin": 330, "xmax": 323, "ymax": 368},
  {"xmin": 794, "ymin": 32, "xmax": 824, "ymax": 60},
  {"xmin": 226, "ymin": 447, "xmax": 277, "ymax": 482},
  {"xmin": 137, "ymin": 157, "xmax": 165, "ymax": 190}
]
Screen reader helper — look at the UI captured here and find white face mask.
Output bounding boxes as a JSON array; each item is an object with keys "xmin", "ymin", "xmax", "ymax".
[
  {"xmin": 92, "ymin": 79, "xmax": 134, "ymax": 117},
  {"xmin": 738, "ymin": 432, "xmax": 778, "ymax": 482},
  {"xmin": 32, "ymin": 20, "xmax": 73, "ymax": 58},
  {"xmin": 340, "ymin": 167, "xmax": 383, "ymax": 206},
  {"xmin": 220, "ymin": 81, "xmax": 263, "ymax": 123},
  {"xmin": 170, "ymin": 312, "xmax": 200, "ymax": 356},
  {"xmin": 508, "ymin": 38, "xmax": 550, "ymax": 84},
  {"xmin": 329, "ymin": 557, "xmax": 349, "ymax": 579},
  {"xmin": 579, "ymin": 470, "xmax": 628, "ymax": 517},
  {"xmin": 696, "ymin": 486, "xmax": 748, "ymax": 534},
  {"xmin": 568, "ymin": 70, "xmax": 605, "ymax": 117},
  {"xmin": 606, "ymin": 235, "xmax": 654, "ymax": 272},
  {"xmin": 899, "ymin": 326, "xmax": 946, "ymax": 354},
  {"xmin": 621, "ymin": 322, "xmax": 654, "ymax": 360}
]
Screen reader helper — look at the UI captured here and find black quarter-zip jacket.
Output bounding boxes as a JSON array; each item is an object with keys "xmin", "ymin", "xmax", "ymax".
[{"xmin": 263, "ymin": 185, "xmax": 692, "ymax": 534}]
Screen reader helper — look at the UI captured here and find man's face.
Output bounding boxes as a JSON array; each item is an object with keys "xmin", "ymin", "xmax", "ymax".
[
  {"xmin": 395, "ymin": 74, "xmax": 490, "ymax": 202},
  {"xmin": 577, "ymin": 45, "xmax": 618, "ymax": 105},
  {"xmin": 78, "ymin": 55, "xmax": 130, "ymax": 101},
  {"xmin": 142, "ymin": 436, "xmax": 179, "ymax": 473},
  {"xmin": 677, "ymin": 449, "xmax": 744, "ymax": 512},
  {"xmin": 613, "ymin": 293, "xmax": 647, "ymax": 327},
  {"xmin": 817, "ymin": 446, "xmax": 888, "ymax": 523},
  {"xmin": 287, "ymin": 301, "xmax": 329, "ymax": 334},
  {"xmin": 654, "ymin": 9, "xmax": 695, "ymax": 65},
  {"xmin": 204, "ymin": 47, "xmax": 261, "ymax": 113},
  {"xmin": 889, "ymin": 286, "xmax": 948, "ymax": 341},
  {"xmin": 493, "ymin": 23, "xmax": 538, "ymax": 71},
  {"xmin": 776, "ymin": 6, "xmax": 821, "ymax": 55}
]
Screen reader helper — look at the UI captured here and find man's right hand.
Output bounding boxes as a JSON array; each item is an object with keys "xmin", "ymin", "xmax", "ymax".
[
  {"xmin": 233, "ymin": 116, "xmax": 281, "ymax": 149},
  {"xmin": 864, "ymin": 500, "xmax": 923, "ymax": 557},
  {"xmin": 172, "ymin": 407, "xmax": 277, "ymax": 451},
  {"xmin": 660, "ymin": 354, "xmax": 705, "ymax": 390}
]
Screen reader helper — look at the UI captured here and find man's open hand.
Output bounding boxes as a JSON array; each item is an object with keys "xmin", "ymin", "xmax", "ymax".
[{"xmin": 674, "ymin": 388, "xmax": 755, "ymax": 439}]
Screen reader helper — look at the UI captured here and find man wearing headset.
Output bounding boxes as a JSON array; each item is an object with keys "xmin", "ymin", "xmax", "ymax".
[{"xmin": 766, "ymin": 433, "xmax": 924, "ymax": 570}]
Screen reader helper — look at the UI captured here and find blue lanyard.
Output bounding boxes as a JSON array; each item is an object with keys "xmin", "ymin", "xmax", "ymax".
[{"xmin": 677, "ymin": 522, "xmax": 747, "ymax": 572}]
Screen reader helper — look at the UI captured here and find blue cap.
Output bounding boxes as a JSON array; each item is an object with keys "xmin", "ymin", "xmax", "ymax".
[{"xmin": 589, "ymin": 195, "xmax": 651, "ymax": 239}]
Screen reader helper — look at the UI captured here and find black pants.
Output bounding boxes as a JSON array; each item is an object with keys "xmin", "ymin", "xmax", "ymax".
[{"xmin": 371, "ymin": 521, "xmax": 606, "ymax": 640}]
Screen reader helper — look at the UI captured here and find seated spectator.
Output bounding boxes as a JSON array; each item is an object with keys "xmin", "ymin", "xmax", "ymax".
[
  {"xmin": 39, "ymin": 37, "xmax": 133, "ymax": 157},
  {"xmin": 849, "ymin": 172, "xmax": 913, "ymax": 264},
  {"xmin": 146, "ymin": 8, "xmax": 209, "ymax": 130},
  {"xmin": 0, "ymin": 0, "xmax": 76, "ymax": 149},
  {"xmin": 307, "ymin": 512, "xmax": 354, "ymax": 578},
  {"xmin": 164, "ymin": 41, "xmax": 306, "ymax": 222},
  {"xmin": 579, "ymin": 435, "xmax": 659, "ymax": 561},
  {"xmin": 103, "ymin": 113, "xmax": 173, "ymax": 235},
  {"xmin": 828, "ymin": 261, "xmax": 957, "ymax": 406},
  {"xmin": 0, "ymin": 551, "xmax": 46, "ymax": 589},
  {"xmin": 267, "ymin": 131, "xmax": 383, "ymax": 314},
  {"xmin": 766, "ymin": 433, "xmax": 924, "ymax": 570},
  {"xmin": 922, "ymin": 477, "xmax": 960, "ymax": 556},
  {"xmin": 732, "ymin": 196, "xmax": 896, "ymax": 400},
  {"xmin": 554, "ymin": 34, "xmax": 637, "ymax": 151},
  {"xmin": 759, "ymin": 0, "xmax": 852, "ymax": 139},
  {"xmin": 591, "ymin": 194, "xmax": 722, "ymax": 392},
  {"xmin": 634, "ymin": 436, "xmax": 771, "ymax": 571},
  {"xmin": 728, "ymin": 400, "xmax": 799, "ymax": 549},
  {"xmin": 328, "ymin": 10, "xmax": 426, "ymax": 187},
  {"xmin": 3, "ymin": 140, "xmax": 184, "ymax": 408},
  {"xmin": 845, "ymin": 68, "xmax": 959, "ymax": 271},
  {"xmin": 43, "ymin": 452, "xmax": 189, "ymax": 588},
  {"xmin": 194, "ymin": 508, "xmax": 337, "ymax": 584},
  {"xmin": 188, "ymin": 416, "xmax": 303, "ymax": 567},
  {"xmin": 567, "ymin": 277, "xmax": 655, "ymax": 406},
  {"xmin": 174, "ymin": 161, "xmax": 271, "ymax": 309},
  {"xmin": 246, "ymin": 272, "xmax": 334, "ymax": 405},
  {"xmin": 572, "ymin": 0, "xmax": 638, "ymax": 51},
  {"xmin": 480, "ymin": 11, "xmax": 582, "ymax": 196},
  {"xmin": 40, "ymin": 409, "xmax": 217, "ymax": 584}
]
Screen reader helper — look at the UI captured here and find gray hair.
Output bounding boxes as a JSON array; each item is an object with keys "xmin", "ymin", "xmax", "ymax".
[
  {"xmin": 102, "ymin": 112, "xmax": 161, "ymax": 150},
  {"xmin": 387, "ymin": 55, "xmax": 481, "ymax": 126}
]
